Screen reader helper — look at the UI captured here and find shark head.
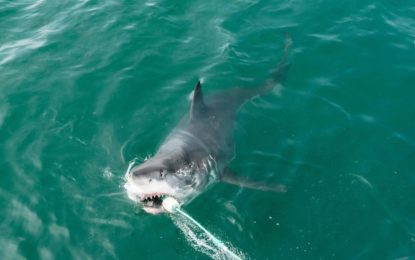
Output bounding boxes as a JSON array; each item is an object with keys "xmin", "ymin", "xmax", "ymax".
[
  {"xmin": 124, "ymin": 154, "xmax": 214, "ymax": 214},
  {"xmin": 124, "ymin": 81, "xmax": 221, "ymax": 214}
]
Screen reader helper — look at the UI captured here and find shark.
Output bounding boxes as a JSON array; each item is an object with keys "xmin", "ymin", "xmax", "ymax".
[{"xmin": 125, "ymin": 36, "xmax": 291, "ymax": 214}]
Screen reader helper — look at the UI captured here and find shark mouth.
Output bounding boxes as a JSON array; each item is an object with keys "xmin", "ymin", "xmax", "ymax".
[
  {"xmin": 140, "ymin": 193, "xmax": 170, "ymax": 214},
  {"xmin": 124, "ymin": 178, "xmax": 178, "ymax": 214},
  {"xmin": 142, "ymin": 193, "xmax": 166, "ymax": 207}
]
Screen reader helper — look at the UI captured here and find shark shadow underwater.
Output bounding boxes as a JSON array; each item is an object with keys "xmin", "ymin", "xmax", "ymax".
[{"xmin": 125, "ymin": 36, "xmax": 292, "ymax": 214}]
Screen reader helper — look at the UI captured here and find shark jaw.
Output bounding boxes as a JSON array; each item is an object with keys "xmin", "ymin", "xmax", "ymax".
[
  {"xmin": 124, "ymin": 178, "xmax": 178, "ymax": 214},
  {"xmin": 139, "ymin": 193, "xmax": 168, "ymax": 214}
]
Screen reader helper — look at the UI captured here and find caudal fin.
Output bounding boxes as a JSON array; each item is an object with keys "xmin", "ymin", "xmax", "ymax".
[
  {"xmin": 273, "ymin": 33, "xmax": 292, "ymax": 82},
  {"xmin": 199, "ymin": 35, "xmax": 292, "ymax": 109},
  {"xmin": 260, "ymin": 33, "xmax": 292, "ymax": 94}
]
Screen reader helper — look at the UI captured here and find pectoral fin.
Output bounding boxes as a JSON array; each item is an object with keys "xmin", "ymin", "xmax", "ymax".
[{"xmin": 221, "ymin": 168, "xmax": 287, "ymax": 193}]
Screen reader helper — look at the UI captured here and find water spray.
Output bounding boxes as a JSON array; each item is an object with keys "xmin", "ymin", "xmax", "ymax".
[{"xmin": 162, "ymin": 197, "xmax": 243, "ymax": 260}]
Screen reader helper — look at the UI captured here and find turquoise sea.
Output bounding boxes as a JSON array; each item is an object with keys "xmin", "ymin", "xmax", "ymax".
[{"xmin": 1, "ymin": 0, "xmax": 415, "ymax": 259}]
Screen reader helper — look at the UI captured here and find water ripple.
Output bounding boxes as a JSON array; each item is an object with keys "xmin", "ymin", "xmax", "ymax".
[{"xmin": 1, "ymin": 1, "xmax": 415, "ymax": 259}]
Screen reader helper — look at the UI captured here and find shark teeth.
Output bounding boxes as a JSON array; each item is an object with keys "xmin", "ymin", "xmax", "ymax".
[{"xmin": 141, "ymin": 194, "xmax": 166, "ymax": 207}]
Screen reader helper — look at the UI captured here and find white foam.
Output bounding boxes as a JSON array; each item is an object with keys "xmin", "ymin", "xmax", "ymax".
[
  {"xmin": 162, "ymin": 197, "xmax": 179, "ymax": 213},
  {"xmin": 171, "ymin": 208, "xmax": 245, "ymax": 260}
]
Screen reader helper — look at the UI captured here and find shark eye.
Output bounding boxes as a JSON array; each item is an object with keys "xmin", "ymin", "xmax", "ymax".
[{"xmin": 159, "ymin": 170, "xmax": 167, "ymax": 178}]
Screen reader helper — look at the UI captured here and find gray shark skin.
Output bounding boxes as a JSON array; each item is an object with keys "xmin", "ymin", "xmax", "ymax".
[{"xmin": 124, "ymin": 36, "xmax": 291, "ymax": 214}]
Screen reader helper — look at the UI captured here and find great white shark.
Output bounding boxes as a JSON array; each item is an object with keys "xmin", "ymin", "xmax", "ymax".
[{"xmin": 125, "ymin": 36, "xmax": 291, "ymax": 214}]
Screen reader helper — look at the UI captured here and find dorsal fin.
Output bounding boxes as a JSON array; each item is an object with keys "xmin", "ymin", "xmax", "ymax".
[{"xmin": 190, "ymin": 81, "xmax": 207, "ymax": 119}]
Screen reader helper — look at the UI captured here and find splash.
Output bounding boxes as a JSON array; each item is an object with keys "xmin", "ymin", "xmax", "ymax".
[{"xmin": 163, "ymin": 198, "xmax": 245, "ymax": 260}]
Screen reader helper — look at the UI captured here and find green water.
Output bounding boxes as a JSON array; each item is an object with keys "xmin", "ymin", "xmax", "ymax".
[{"xmin": 1, "ymin": 0, "xmax": 415, "ymax": 259}]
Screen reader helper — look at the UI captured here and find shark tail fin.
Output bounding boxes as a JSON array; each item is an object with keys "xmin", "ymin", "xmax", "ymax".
[
  {"xmin": 218, "ymin": 34, "xmax": 293, "ymax": 104},
  {"xmin": 273, "ymin": 32, "xmax": 292, "ymax": 82},
  {"xmin": 188, "ymin": 34, "xmax": 292, "ymax": 116},
  {"xmin": 259, "ymin": 33, "xmax": 292, "ymax": 95}
]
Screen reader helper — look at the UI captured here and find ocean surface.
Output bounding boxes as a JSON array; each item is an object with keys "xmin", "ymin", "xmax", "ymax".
[{"xmin": 1, "ymin": 0, "xmax": 415, "ymax": 259}]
